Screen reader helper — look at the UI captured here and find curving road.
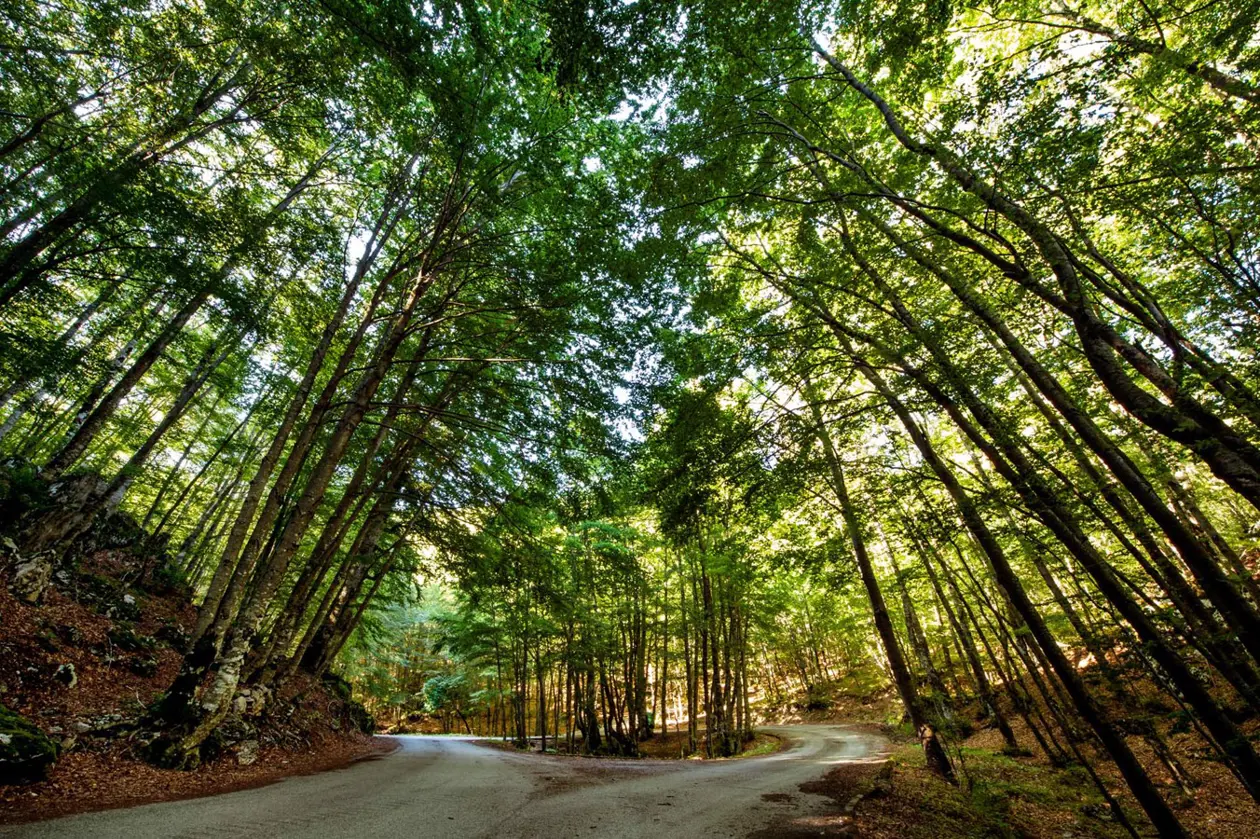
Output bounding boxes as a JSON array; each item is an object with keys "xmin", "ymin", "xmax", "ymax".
[{"xmin": 1, "ymin": 725, "xmax": 888, "ymax": 839}]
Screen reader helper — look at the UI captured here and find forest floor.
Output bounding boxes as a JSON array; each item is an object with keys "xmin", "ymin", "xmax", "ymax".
[
  {"xmin": 0, "ymin": 547, "xmax": 387, "ymax": 825},
  {"xmin": 731, "ymin": 679, "xmax": 1260, "ymax": 837},
  {"xmin": 767, "ymin": 710, "xmax": 1260, "ymax": 838}
]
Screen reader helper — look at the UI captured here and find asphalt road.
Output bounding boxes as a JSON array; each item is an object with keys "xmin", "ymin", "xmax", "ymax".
[{"xmin": 2, "ymin": 725, "xmax": 889, "ymax": 839}]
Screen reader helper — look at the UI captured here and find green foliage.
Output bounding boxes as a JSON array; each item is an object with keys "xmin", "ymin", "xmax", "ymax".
[
  {"xmin": 0, "ymin": 458, "xmax": 50, "ymax": 530},
  {"xmin": 423, "ymin": 674, "xmax": 469, "ymax": 715},
  {"xmin": 2, "ymin": 0, "xmax": 1259, "ymax": 823}
]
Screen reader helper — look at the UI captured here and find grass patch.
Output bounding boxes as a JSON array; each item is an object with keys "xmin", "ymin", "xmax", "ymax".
[
  {"xmin": 736, "ymin": 733, "xmax": 783, "ymax": 758},
  {"xmin": 870, "ymin": 745, "xmax": 1133, "ymax": 839}
]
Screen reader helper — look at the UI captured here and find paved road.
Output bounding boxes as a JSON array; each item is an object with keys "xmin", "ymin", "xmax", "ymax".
[{"xmin": 1, "ymin": 725, "xmax": 888, "ymax": 839}]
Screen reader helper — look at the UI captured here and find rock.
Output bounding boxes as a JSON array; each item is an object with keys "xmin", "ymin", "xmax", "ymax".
[
  {"xmin": 105, "ymin": 596, "xmax": 141, "ymax": 621},
  {"xmin": 322, "ymin": 672, "xmax": 353, "ymax": 701},
  {"xmin": 219, "ymin": 716, "xmax": 255, "ymax": 744},
  {"xmin": 71, "ymin": 721, "xmax": 91, "ymax": 734},
  {"xmin": 72, "ymin": 571, "xmax": 143, "ymax": 620},
  {"xmin": 91, "ymin": 510, "xmax": 146, "ymax": 551},
  {"xmin": 58, "ymin": 733, "xmax": 77, "ymax": 752},
  {"xmin": 236, "ymin": 739, "xmax": 259, "ymax": 766},
  {"xmin": 0, "ymin": 703, "xmax": 59, "ymax": 783},
  {"xmin": 345, "ymin": 699, "xmax": 376, "ymax": 734},
  {"xmin": 54, "ymin": 663, "xmax": 77, "ymax": 689},
  {"xmin": 232, "ymin": 685, "xmax": 270, "ymax": 717},
  {"xmin": 19, "ymin": 473, "xmax": 107, "ymax": 555},
  {"xmin": 34, "ymin": 620, "xmax": 62, "ymax": 650},
  {"xmin": 1081, "ymin": 803, "xmax": 1113, "ymax": 821},
  {"xmin": 154, "ymin": 621, "xmax": 189, "ymax": 649},
  {"xmin": 127, "ymin": 656, "xmax": 158, "ymax": 678},
  {"xmin": 107, "ymin": 624, "xmax": 156, "ymax": 653},
  {"xmin": 10, "ymin": 554, "xmax": 54, "ymax": 604},
  {"xmin": 204, "ymin": 716, "xmax": 257, "ymax": 761},
  {"xmin": 86, "ymin": 713, "xmax": 128, "ymax": 734}
]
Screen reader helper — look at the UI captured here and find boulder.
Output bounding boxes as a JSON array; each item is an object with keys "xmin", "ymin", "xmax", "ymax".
[
  {"xmin": 236, "ymin": 739, "xmax": 259, "ymax": 766},
  {"xmin": 127, "ymin": 656, "xmax": 158, "ymax": 677},
  {"xmin": 10, "ymin": 553, "xmax": 53, "ymax": 604},
  {"xmin": 345, "ymin": 699, "xmax": 376, "ymax": 734},
  {"xmin": 54, "ymin": 663, "xmax": 77, "ymax": 689},
  {"xmin": 107, "ymin": 623, "xmax": 156, "ymax": 653},
  {"xmin": 154, "ymin": 620, "xmax": 190, "ymax": 650},
  {"xmin": 0, "ymin": 703, "xmax": 58, "ymax": 784},
  {"xmin": 232, "ymin": 686, "xmax": 270, "ymax": 717},
  {"xmin": 20, "ymin": 473, "xmax": 108, "ymax": 555}
]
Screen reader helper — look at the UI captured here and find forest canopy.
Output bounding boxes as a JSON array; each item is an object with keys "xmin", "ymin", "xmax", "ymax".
[{"xmin": 2, "ymin": 1, "xmax": 1260, "ymax": 835}]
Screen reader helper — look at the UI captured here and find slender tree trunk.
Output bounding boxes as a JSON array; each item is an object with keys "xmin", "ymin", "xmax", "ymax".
[{"xmin": 808, "ymin": 394, "xmax": 955, "ymax": 782}]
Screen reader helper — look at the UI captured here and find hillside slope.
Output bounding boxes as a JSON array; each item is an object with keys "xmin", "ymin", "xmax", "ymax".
[{"xmin": 0, "ymin": 504, "xmax": 383, "ymax": 824}]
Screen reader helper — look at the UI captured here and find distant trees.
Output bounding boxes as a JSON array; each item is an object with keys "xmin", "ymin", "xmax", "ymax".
[{"xmin": 346, "ymin": 505, "xmax": 877, "ymax": 758}]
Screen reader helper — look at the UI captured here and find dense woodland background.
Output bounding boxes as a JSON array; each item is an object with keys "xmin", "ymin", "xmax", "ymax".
[{"xmin": 2, "ymin": 1, "xmax": 1260, "ymax": 835}]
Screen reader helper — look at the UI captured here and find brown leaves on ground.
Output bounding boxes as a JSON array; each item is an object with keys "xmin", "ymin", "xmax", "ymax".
[
  {"xmin": 0, "ymin": 731, "xmax": 394, "ymax": 825},
  {"xmin": 0, "ymin": 551, "xmax": 393, "ymax": 826},
  {"xmin": 0, "ymin": 550, "xmax": 193, "ymax": 724}
]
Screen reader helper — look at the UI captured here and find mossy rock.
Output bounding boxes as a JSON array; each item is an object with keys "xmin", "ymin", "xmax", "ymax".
[
  {"xmin": 0, "ymin": 703, "xmax": 58, "ymax": 784},
  {"xmin": 321, "ymin": 671, "xmax": 353, "ymax": 701},
  {"xmin": 145, "ymin": 557, "xmax": 189, "ymax": 598},
  {"xmin": 128, "ymin": 656, "xmax": 159, "ymax": 677},
  {"xmin": 108, "ymin": 623, "xmax": 156, "ymax": 653},
  {"xmin": 154, "ymin": 620, "xmax": 190, "ymax": 650},
  {"xmin": 345, "ymin": 699, "xmax": 376, "ymax": 734},
  {"xmin": 98, "ymin": 511, "xmax": 147, "ymax": 549},
  {"xmin": 75, "ymin": 572, "xmax": 140, "ymax": 619}
]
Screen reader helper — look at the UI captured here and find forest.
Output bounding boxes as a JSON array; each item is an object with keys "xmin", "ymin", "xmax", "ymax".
[{"xmin": 2, "ymin": 0, "xmax": 1259, "ymax": 836}]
